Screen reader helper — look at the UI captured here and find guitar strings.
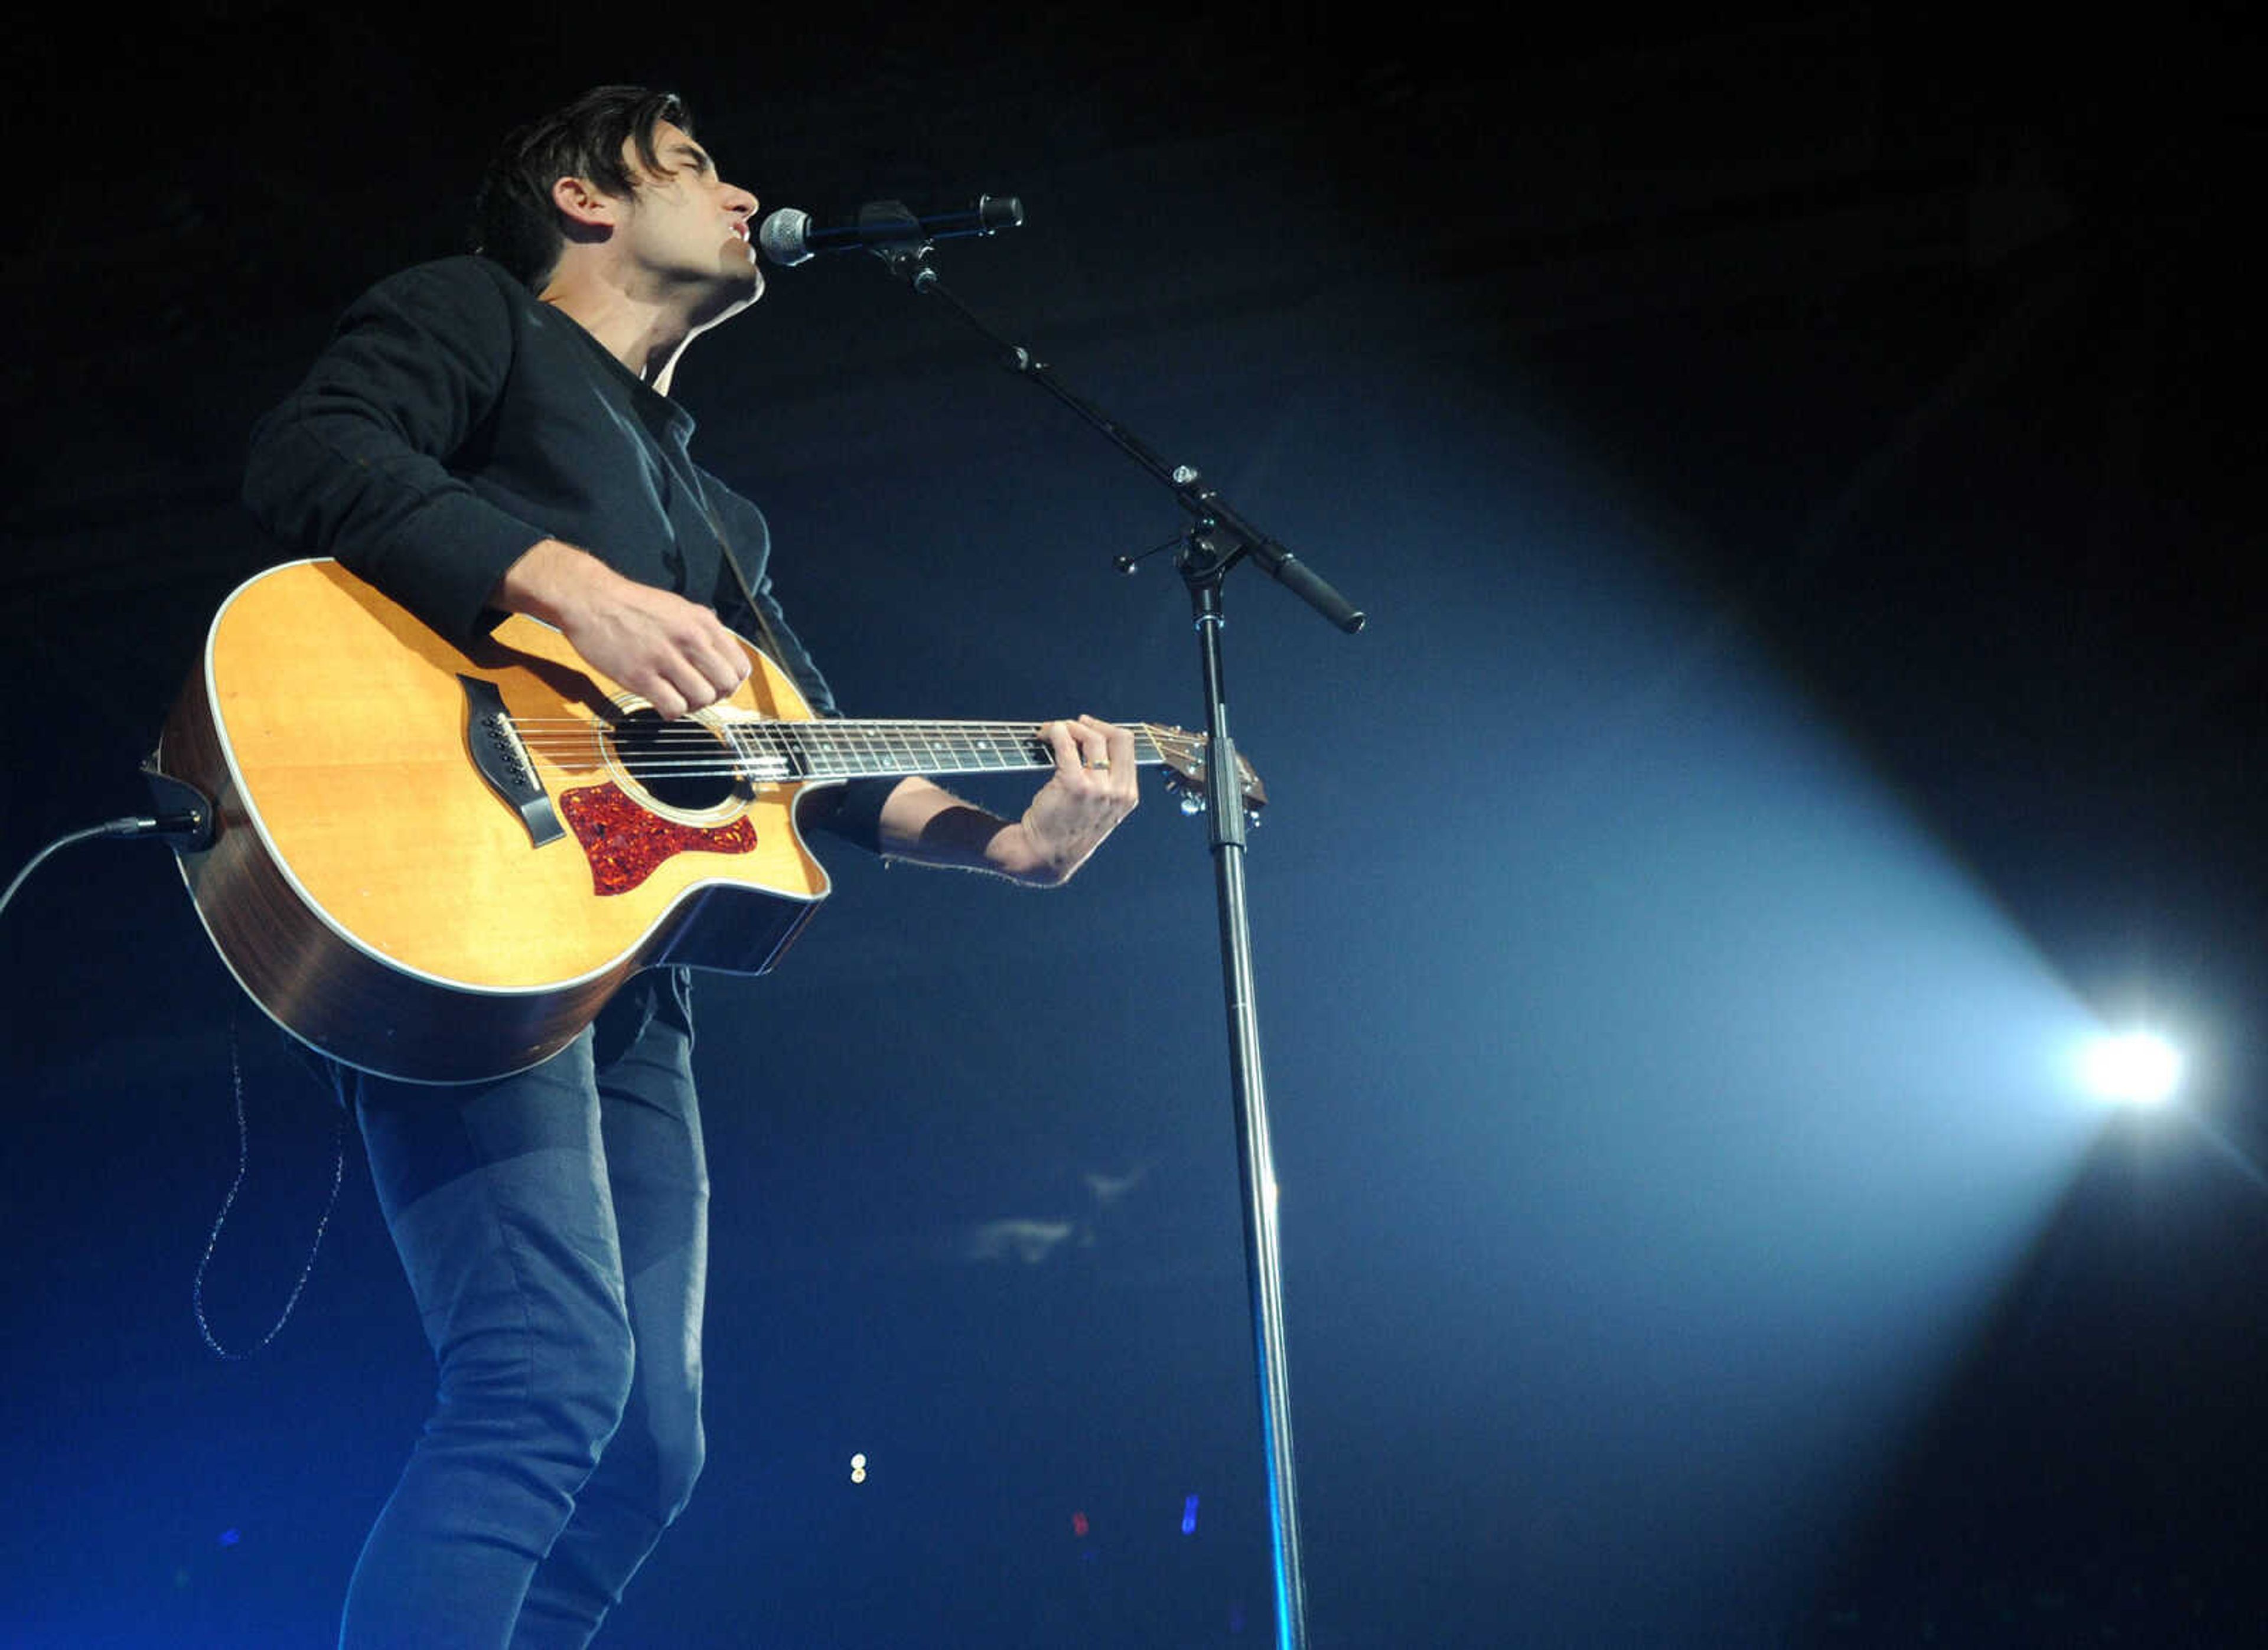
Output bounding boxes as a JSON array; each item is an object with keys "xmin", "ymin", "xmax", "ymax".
[
  {"xmin": 494, "ymin": 718, "xmax": 1163, "ymax": 731},
  {"xmin": 498, "ymin": 718, "xmax": 1172, "ymax": 776},
  {"xmin": 470, "ymin": 710, "xmax": 1186, "ymax": 797}
]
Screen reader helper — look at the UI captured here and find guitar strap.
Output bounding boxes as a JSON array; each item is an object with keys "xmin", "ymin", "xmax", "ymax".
[{"xmin": 700, "ymin": 496, "xmax": 792, "ymax": 673}]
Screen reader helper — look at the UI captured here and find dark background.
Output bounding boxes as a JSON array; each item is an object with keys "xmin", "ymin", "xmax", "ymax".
[{"xmin": 5, "ymin": 5, "xmax": 2263, "ymax": 1645}]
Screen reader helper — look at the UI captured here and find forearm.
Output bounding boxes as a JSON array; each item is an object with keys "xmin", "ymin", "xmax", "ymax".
[
  {"xmin": 873, "ymin": 777, "xmax": 1054, "ymax": 884},
  {"xmin": 872, "ymin": 716, "xmax": 1139, "ymax": 886},
  {"xmin": 492, "ymin": 537, "xmax": 613, "ymax": 622}
]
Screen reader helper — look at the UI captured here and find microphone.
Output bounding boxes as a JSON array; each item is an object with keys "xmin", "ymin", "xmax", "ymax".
[{"xmin": 758, "ymin": 197, "xmax": 1024, "ymax": 266}]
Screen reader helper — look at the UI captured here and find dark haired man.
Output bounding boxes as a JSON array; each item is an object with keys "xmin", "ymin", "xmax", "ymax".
[{"xmin": 244, "ymin": 86, "xmax": 1138, "ymax": 1648}]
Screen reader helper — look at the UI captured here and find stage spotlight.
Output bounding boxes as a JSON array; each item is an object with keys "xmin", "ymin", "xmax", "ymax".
[{"xmin": 2080, "ymin": 1030, "xmax": 2184, "ymax": 1107}]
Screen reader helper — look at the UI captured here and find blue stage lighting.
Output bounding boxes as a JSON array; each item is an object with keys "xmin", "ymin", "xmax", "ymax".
[{"xmin": 2080, "ymin": 1030, "xmax": 2184, "ymax": 1107}]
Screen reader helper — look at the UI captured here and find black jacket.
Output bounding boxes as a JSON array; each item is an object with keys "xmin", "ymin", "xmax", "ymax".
[{"xmin": 243, "ymin": 253, "xmax": 891, "ymax": 850}]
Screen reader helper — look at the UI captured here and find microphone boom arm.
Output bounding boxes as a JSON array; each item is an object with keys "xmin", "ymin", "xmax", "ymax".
[{"xmin": 878, "ymin": 247, "xmax": 1366, "ymax": 634}]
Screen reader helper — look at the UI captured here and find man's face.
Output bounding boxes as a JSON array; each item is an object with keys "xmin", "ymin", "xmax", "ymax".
[{"xmin": 615, "ymin": 120, "xmax": 763, "ymax": 320}]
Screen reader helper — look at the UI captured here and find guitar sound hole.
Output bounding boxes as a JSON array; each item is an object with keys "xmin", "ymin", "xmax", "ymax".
[{"xmin": 608, "ymin": 710, "xmax": 744, "ymax": 813}]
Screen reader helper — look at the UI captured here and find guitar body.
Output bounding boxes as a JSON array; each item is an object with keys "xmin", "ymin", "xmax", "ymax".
[{"xmin": 156, "ymin": 559, "xmax": 832, "ymax": 1085}]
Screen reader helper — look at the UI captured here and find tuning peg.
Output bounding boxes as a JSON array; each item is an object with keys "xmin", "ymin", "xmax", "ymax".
[{"xmin": 1180, "ymin": 793, "xmax": 1204, "ymax": 817}]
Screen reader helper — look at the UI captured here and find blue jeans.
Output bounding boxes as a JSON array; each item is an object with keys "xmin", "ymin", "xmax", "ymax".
[{"xmin": 338, "ymin": 986, "xmax": 708, "ymax": 1649}]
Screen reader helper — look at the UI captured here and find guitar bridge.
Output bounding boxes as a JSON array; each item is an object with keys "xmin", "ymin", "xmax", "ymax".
[{"xmin": 460, "ymin": 675, "xmax": 565, "ymax": 847}]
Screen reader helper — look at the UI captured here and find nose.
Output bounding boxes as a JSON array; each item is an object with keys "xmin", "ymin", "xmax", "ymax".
[{"xmin": 723, "ymin": 182, "xmax": 757, "ymax": 221}]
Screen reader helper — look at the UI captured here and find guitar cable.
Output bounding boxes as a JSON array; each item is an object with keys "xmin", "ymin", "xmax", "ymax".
[
  {"xmin": 193, "ymin": 1022, "xmax": 347, "ymax": 1361},
  {"xmin": 0, "ymin": 810, "xmax": 208, "ymax": 921},
  {"xmin": 0, "ymin": 761, "xmax": 214, "ymax": 921},
  {"xmin": 5, "ymin": 782, "xmax": 343, "ymax": 1359}
]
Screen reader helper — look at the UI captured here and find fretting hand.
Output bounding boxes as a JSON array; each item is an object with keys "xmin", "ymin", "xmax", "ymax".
[{"xmin": 1000, "ymin": 715, "xmax": 1141, "ymax": 886}]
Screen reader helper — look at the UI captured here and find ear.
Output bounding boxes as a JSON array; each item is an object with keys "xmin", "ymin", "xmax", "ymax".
[{"xmin": 550, "ymin": 174, "xmax": 624, "ymax": 231}]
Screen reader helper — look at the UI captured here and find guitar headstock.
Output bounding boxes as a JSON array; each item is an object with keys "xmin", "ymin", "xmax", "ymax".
[{"xmin": 1138, "ymin": 725, "xmax": 1268, "ymax": 819}]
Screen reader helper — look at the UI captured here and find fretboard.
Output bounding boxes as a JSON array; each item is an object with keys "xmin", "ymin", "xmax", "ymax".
[{"xmin": 718, "ymin": 719, "xmax": 1166, "ymax": 784}]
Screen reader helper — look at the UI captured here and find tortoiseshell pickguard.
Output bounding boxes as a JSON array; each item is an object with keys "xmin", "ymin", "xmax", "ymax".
[{"xmin": 558, "ymin": 781, "xmax": 757, "ymax": 895}]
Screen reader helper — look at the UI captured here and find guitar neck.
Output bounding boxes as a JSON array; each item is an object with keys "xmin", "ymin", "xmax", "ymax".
[{"xmin": 721, "ymin": 719, "xmax": 1167, "ymax": 785}]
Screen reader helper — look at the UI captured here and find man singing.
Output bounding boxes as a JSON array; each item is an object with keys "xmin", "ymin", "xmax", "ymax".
[{"xmin": 242, "ymin": 84, "xmax": 1139, "ymax": 1648}]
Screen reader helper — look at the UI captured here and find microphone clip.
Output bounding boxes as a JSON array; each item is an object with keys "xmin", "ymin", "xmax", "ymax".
[{"xmin": 858, "ymin": 203, "xmax": 939, "ymax": 287}]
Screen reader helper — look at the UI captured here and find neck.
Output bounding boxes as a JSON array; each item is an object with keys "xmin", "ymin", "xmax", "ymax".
[
  {"xmin": 537, "ymin": 266, "xmax": 699, "ymax": 393},
  {"xmin": 719, "ymin": 718, "xmax": 1172, "ymax": 785}
]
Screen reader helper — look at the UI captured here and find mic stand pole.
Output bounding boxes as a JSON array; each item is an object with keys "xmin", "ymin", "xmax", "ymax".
[{"xmin": 871, "ymin": 237, "xmax": 1364, "ymax": 1650}]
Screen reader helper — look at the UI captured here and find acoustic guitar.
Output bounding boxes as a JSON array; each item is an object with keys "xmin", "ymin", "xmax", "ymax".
[{"xmin": 152, "ymin": 559, "xmax": 1260, "ymax": 1084}]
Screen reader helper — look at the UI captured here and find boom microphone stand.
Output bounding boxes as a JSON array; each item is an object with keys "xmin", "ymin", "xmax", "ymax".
[{"xmin": 848, "ymin": 206, "xmax": 1365, "ymax": 1650}]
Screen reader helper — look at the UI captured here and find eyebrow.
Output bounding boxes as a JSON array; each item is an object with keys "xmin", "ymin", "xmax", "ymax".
[{"xmin": 664, "ymin": 141, "xmax": 715, "ymax": 174}]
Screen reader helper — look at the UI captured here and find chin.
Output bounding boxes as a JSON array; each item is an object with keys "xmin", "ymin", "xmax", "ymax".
[
  {"xmin": 729, "ymin": 250, "xmax": 763, "ymax": 300},
  {"xmin": 712, "ymin": 259, "xmax": 763, "ymax": 311}
]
